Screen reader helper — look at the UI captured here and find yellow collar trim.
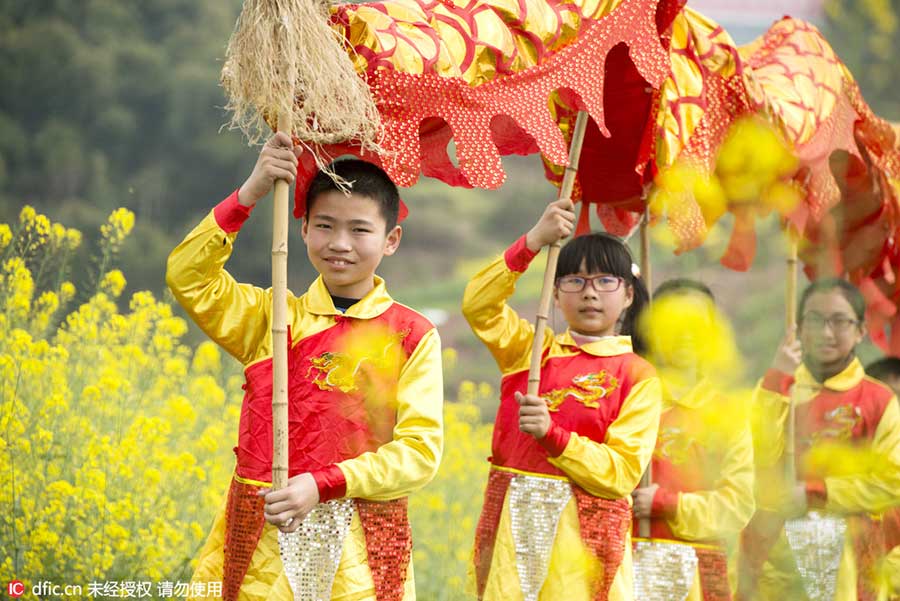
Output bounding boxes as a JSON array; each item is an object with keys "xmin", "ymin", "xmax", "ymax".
[
  {"xmin": 301, "ymin": 274, "xmax": 394, "ymax": 319},
  {"xmin": 794, "ymin": 357, "xmax": 864, "ymax": 393},
  {"xmin": 557, "ymin": 330, "xmax": 633, "ymax": 357}
]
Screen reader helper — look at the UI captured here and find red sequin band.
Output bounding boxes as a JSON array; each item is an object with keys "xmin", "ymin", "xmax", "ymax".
[
  {"xmin": 696, "ymin": 546, "xmax": 732, "ymax": 601},
  {"xmin": 473, "ymin": 469, "xmax": 515, "ymax": 599},
  {"xmin": 222, "ymin": 477, "xmax": 267, "ymax": 601},
  {"xmin": 356, "ymin": 497, "xmax": 413, "ymax": 601},
  {"xmin": 572, "ymin": 488, "xmax": 632, "ymax": 601},
  {"xmin": 852, "ymin": 514, "xmax": 886, "ymax": 601}
]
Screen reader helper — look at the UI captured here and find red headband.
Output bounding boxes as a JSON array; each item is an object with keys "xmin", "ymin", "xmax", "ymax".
[{"xmin": 293, "ymin": 148, "xmax": 409, "ymax": 223}]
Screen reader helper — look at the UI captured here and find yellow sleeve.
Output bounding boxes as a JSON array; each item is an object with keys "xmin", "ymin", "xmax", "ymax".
[
  {"xmin": 165, "ymin": 209, "xmax": 270, "ymax": 365},
  {"xmin": 337, "ymin": 327, "xmax": 444, "ymax": 500},
  {"xmin": 883, "ymin": 545, "xmax": 900, "ymax": 600},
  {"xmin": 749, "ymin": 376, "xmax": 790, "ymax": 468},
  {"xmin": 749, "ymin": 376, "xmax": 793, "ymax": 512},
  {"xmin": 667, "ymin": 425, "xmax": 756, "ymax": 541},
  {"xmin": 462, "ymin": 237, "xmax": 549, "ymax": 374},
  {"xmin": 824, "ymin": 399, "xmax": 900, "ymax": 514},
  {"xmin": 548, "ymin": 377, "xmax": 662, "ymax": 498}
]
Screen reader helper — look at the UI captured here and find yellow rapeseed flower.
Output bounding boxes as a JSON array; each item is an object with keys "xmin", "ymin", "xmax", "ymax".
[
  {"xmin": 100, "ymin": 208, "xmax": 135, "ymax": 250},
  {"xmin": 191, "ymin": 341, "xmax": 221, "ymax": 374},
  {"xmin": 442, "ymin": 347, "xmax": 458, "ymax": 372},
  {"xmin": 50, "ymin": 222, "xmax": 67, "ymax": 248},
  {"xmin": 2, "ymin": 257, "xmax": 34, "ymax": 321},
  {"xmin": 100, "ymin": 269, "xmax": 127, "ymax": 297},
  {"xmin": 19, "ymin": 205, "xmax": 36, "ymax": 225},
  {"xmin": 65, "ymin": 228, "xmax": 82, "ymax": 251},
  {"xmin": 59, "ymin": 281, "xmax": 76, "ymax": 302},
  {"xmin": 0, "ymin": 224, "xmax": 11, "ymax": 250}
]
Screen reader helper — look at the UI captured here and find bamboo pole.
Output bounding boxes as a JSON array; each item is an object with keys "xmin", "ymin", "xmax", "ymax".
[
  {"xmin": 784, "ymin": 227, "xmax": 799, "ymax": 486},
  {"xmin": 527, "ymin": 111, "xmax": 590, "ymax": 397},
  {"xmin": 640, "ymin": 208, "xmax": 652, "ymax": 298},
  {"xmin": 272, "ymin": 111, "xmax": 291, "ymax": 491},
  {"xmin": 638, "ymin": 209, "xmax": 652, "ymax": 538}
]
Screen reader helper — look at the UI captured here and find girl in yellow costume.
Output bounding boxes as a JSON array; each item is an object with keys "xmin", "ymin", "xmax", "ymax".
[
  {"xmin": 740, "ymin": 278, "xmax": 900, "ymax": 601},
  {"xmin": 462, "ymin": 198, "xmax": 661, "ymax": 601},
  {"xmin": 631, "ymin": 279, "xmax": 755, "ymax": 601}
]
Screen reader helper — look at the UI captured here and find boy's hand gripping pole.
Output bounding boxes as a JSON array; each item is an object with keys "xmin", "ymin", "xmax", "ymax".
[
  {"xmin": 272, "ymin": 112, "xmax": 291, "ymax": 491},
  {"xmin": 527, "ymin": 111, "xmax": 589, "ymax": 397}
]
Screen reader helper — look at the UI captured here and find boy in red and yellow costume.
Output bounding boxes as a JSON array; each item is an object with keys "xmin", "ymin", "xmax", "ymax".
[{"xmin": 166, "ymin": 133, "xmax": 443, "ymax": 601}]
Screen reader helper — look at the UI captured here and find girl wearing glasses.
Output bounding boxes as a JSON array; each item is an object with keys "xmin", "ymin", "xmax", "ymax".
[
  {"xmin": 741, "ymin": 278, "xmax": 900, "ymax": 600},
  {"xmin": 462, "ymin": 198, "xmax": 661, "ymax": 601}
]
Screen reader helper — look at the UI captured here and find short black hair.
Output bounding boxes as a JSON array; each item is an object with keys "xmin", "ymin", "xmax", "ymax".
[
  {"xmin": 306, "ymin": 159, "xmax": 400, "ymax": 230},
  {"xmin": 654, "ymin": 278, "xmax": 715, "ymax": 302},
  {"xmin": 797, "ymin": 278, "xmax": 866, "ymax": 323},
  {"xmin": 866, "ymin": 357, "xmax": 900, "ymax": 381},
  {"xmin": 556, "ymin": 232, "xmax": 649, "ymax": 354}
]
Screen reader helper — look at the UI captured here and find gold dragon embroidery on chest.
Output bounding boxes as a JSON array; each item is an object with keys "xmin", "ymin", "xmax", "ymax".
[
  {"xmin": 307, "ymin": 327, "xmax": 410, "ymax": 394},
  {"xmin": 809, "ymin": 404, "xmax": 862, "ymax": 444},
  {"xmin": 543, "ymin": 371, "xmax": 619, "ymax": 412},
  {"xmin": 654, "ymin": 426, "xmax": 697, "ymax": 465}
]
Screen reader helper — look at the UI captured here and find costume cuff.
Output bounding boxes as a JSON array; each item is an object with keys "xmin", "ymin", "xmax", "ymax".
[
  {"xmin": 805, "ymin": 480, "xmax": 828, "ymax": 508},
  {"xmin": 651, "ymin": 486, "xmax": 679, "ymax": 517},
  {"xmin": 213, "ymin": 189, "xmax": 254, "ymax": 233},
  {"xmin": 762, "ymin": 369, "xmax": 794, "ymax": 394},
  {"xmin": 537, "ymin": 420, "xmax": 571, "ymax": 458},
  {"xmin": 311, "ymin": 465, "xmax": 347, "ymax": 502},
  {"xmin": 504, "ymin": 234, "xmax": 539, "ymax": 273}
]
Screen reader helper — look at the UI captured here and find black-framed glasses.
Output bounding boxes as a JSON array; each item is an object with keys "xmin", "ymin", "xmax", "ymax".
[
  {"xmin": 800, "ymin": 312, "xmax": 860, "ymax": 333},
  {"xmin": 556, "ymin": 274, "xmax": 623, "ymax": 293}
]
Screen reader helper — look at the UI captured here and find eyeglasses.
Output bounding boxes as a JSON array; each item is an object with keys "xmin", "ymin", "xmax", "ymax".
[
  {"xmin": 800, "ymin": 312, "xmax": 860, "ymax": 333},
  {"xmin": 556, "ymin": 274, "xmax": 623, "ymax": 293}
]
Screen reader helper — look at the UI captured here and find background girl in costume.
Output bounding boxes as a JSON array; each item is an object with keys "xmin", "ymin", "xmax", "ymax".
[
  {"xmin": 462, "ymin": 197, "xmax": 661, "ymax": 601},
  {"xmin": 632, "ymin": 279, "xmax": 755, "ymax": 601},
  {"xmin": 741, "ymin": 278, "xmax": 900, "ymax": 601}
]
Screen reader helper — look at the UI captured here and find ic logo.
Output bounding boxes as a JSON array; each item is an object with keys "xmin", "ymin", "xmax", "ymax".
[{"xmin": 7, "ymin": 580, "xmax": 24, "ymax": 598}]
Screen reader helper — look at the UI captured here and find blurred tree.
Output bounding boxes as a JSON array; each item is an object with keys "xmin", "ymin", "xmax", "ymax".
[
  {"xmin": 0, "ymin": 0, "xmax": 251, "ymax": 294},
  {"xmin": 823, "ymin": 0, "xmax": 900, "ymax": 120},
  {"xmin": 0, "ymin": 0, "xmax": 247, "ymax": 221}
]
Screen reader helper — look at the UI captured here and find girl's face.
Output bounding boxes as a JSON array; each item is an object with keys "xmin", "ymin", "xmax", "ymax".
[
  {"xmin": 554, "ymin": 261, "xmax": 634, "ymax": 337},
  {"xmin": 799, "ymin": 289, "xmax": 864, "ymax": 369}
]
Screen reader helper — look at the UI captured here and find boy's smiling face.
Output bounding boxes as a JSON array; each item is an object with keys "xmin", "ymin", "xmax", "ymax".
[{"xmin": 301, "ymin": 190, "xmax": 401, "ymax": 299}]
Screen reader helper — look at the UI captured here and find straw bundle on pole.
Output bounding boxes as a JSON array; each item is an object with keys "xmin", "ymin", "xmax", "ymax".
[{"xmin": 222, "ymin": 0, "xmax": 382, "ymax": 158}]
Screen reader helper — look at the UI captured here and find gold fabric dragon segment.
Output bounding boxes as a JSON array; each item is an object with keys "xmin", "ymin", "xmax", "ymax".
[{"xmin": 314, "ymin": 0, "xmax": 900, "ymax": 349}]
